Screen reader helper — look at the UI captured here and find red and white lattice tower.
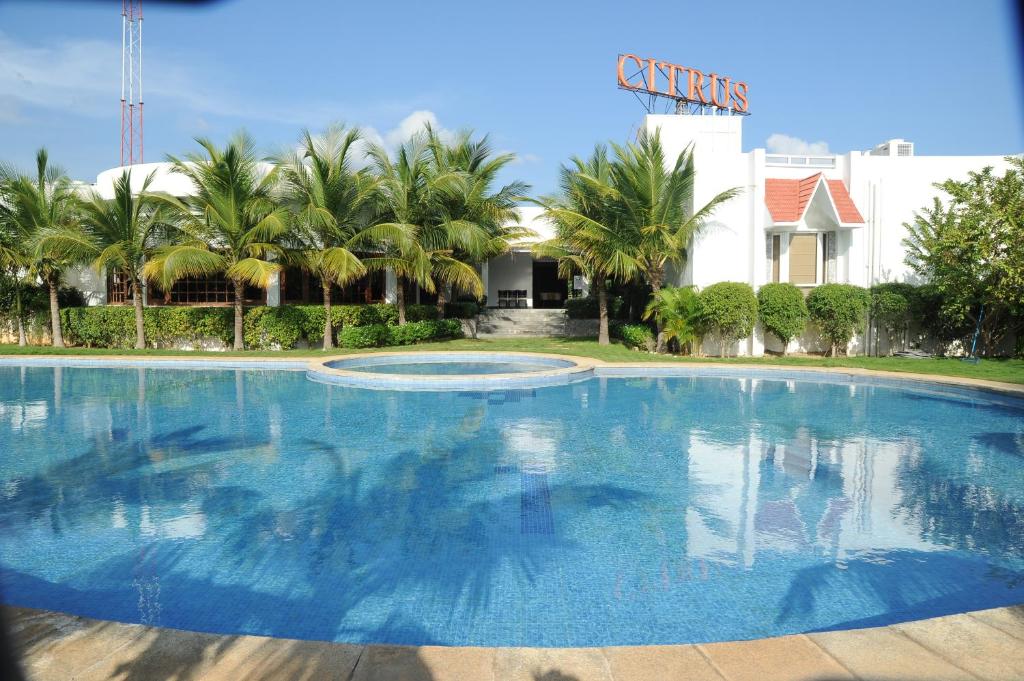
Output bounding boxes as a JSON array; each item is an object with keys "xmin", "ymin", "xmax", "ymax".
[{"xmin": 120, "ymin": 0, "xmax": 143, "ymax": 166}]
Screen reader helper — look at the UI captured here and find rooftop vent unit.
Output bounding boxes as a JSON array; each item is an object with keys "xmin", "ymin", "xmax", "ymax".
[{"xmin": 870, "ymin": 139, "xmax": 914, "ymax": 157}]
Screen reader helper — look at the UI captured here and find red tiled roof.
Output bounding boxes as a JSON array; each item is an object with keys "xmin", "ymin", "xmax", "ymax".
[
  {"xmin": 764, "ymin": 173, "xmax": 864, "ymax": 224},
  {"xmin": 825, "ymin": 179, "xmax": 865, "ymax": 223}
]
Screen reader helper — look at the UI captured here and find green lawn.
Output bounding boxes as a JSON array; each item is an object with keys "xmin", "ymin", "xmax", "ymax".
[{"xmin": 3, "ymin": 337, "xmax": 1023, "ymax": 385}]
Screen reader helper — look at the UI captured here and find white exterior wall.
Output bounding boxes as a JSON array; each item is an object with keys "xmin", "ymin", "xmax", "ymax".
[{"xmin": 644, "ymin": 113, "xmax": 1017, "ymax": 356}]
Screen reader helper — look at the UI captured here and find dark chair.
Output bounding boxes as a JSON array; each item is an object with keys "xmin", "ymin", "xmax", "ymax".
[
  {"xmin": 497, "ymin": 290, "xmax": 511, "ymax": 308},
  {"xmin": 516, "ymin": 290, "xmax": 527, "ymax": 308}
]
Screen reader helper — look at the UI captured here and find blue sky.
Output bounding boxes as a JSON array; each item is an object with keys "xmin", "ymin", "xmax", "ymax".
[{"xmin": 1, "ymin": 0, "xmax": 1021, "ymax": 194}]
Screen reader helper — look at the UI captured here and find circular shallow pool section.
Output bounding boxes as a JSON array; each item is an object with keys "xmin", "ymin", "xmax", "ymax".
[
  {"xmin": 0, "ymin": 362, "xmax": 1022, "ymax": 648},
  {"xmin": 309, "ymin": 352, "xmax": 592, "ymax": 390}
]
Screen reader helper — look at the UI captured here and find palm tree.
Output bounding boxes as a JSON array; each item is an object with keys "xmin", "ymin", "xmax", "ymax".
[
  {"xmin": 276, "ymin": 126, "xmax": 384, "ymax": 349},
  {"xmin": 0, "ymin": 149, "xmax": 87, "ymax": 348},
  {"xmin": 643, "ymin": 286, "xmax": 703, "ymax": 355},
  {"xmin": 606, "ymin": 129, "xmax": 738, "ymax": 352},
  {"xmin": 363, "ymin": 130, "xmax": 487, "ymax": 325},
  {"xmin": 144, "ymin": 133, "xmax": 290, "ymax": 350},
  {"xmin": 424, "ymin": 128, "xmax": 530, "ymax": 317},
  {"xmin": 68, "ymin": 170, "xmax": 165, "ymax": 349},
  {"xmin": 533, "ymin": 147, "xmax": 638, "ymax": 345}
]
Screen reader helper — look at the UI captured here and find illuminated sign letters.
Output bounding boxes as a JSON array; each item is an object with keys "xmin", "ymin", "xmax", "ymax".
[{"xmin": 617, "ymin": 54, "xmax": 749, "ymax": 114}]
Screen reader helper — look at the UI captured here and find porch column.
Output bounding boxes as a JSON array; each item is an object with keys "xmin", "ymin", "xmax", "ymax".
[
  {"xmin": 384, "ymin": 269, "xmax": 398, "ymax": 304},
  {"xmin": 266, "ymin": 271, "xmax": 281, "ymax": 307},
  {"xmin": 481, "ymin": 261, "xmax": 489, "ymax": 304}
]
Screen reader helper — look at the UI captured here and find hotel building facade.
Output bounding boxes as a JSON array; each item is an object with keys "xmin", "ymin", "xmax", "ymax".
[{"xmin": 69, "ymin": 112, "xmax": 1016, "ymax": 356}]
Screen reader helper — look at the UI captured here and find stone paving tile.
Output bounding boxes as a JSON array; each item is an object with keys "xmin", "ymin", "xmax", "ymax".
[
  {"xmin": 809, "ymin": 627, "xmax": 980, "ymax": 681},
  {"xmin": 894, "ymin": 613, "xmax": 1024, "ymax": 681},
  {"xmin": 351, "ymin": 645, "xmax": 495, "ymax": 681},
  {"xmin": 966, "ymin": 606, "xmax": 1024, "ymax": 642},
  {"xmin": 699, "ymin": 634, "xmax": 857, "ymax": 681},
  {"xmin": 12, "ymin": 614, "xmax": 146, "ymax": 681},
  {"xmin": 602, "ymin": 645, "xmax": 725, "ymax": 681},
  {"xmin": 205, "ymin": 636, "xmax": 362, "ymax": 680},
  {"xmin": 493, "ymin": 646, "xmax": 615, "ymax": 681}
]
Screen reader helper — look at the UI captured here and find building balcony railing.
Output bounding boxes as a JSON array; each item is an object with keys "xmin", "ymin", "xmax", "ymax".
[{"xmin": 765, "ymin": 154, "xmax": 836, "ymax": 168}]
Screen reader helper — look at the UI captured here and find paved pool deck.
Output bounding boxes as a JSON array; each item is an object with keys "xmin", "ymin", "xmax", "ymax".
[{"xmin": 7, "ymin": 604, "xmax": 1024, "ymax": 681}]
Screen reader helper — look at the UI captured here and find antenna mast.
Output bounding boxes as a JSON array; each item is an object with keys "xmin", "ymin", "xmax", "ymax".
[{"xmin": 120, "ymin": 0, "xmax": 143, "ymax": 166}]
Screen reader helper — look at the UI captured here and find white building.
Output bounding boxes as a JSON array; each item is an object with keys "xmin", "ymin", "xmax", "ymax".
[{"xmin": 71, "ymin": 113, "xmax": 1016, "ymax": 355}]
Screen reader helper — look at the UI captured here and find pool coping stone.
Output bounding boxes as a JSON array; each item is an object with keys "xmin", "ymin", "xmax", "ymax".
[{"xmin": 7, "ymin": 604, "xmax": 1024, "ymax": 680}]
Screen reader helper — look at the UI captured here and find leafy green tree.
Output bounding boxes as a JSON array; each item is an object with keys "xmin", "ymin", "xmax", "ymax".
[
  {"xmin": 757, "ymin": 282, "xmax": 808, "ymax": 355},
  {"xmin": 144, "ymin": 133, "xmax": 290, "ymax": 350},
  {"xmin": 534, "ymin": 146, "xmax": 637, "ymax": 345},
  {"xmin": 807, "ymin": 283, "xmax": 870, "ymax": 356},
  {"xmin": 698, "ymin": 282, "xmax": 758, "ymax": 357},
  {"xmin": 276, "ymin": 126, "xmax": 383, "ymax": 349},
  {"xmin": 0, "ymin": 149, "xmax": 88, "ymax": 347},
  {"xmin": 642, "ymin": 286, "xmax": 703, "ymax": 354},
  {"xmin": 903, "ymin": 156, "xmax": 1024, "ymax": 355}
]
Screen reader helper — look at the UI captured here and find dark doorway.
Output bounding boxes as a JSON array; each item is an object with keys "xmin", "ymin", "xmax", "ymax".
[{"xmin": 532, "ymin": 259, "xmax": 567, "ymax": 308}]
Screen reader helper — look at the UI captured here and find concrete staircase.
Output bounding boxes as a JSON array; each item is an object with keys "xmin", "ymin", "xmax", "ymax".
[{"xmin": 475, "ymin": 308, "xmax": 573, "ymax": 338}]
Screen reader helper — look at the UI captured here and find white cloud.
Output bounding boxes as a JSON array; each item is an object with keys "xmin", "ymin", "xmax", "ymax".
[{"xmin": 766, "ymin": 133, "xmax": 831, "ymax": 155}]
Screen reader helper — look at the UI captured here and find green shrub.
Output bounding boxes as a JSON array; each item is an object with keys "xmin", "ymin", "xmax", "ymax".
[
  {"xmin": 338, "ymin": 324, "xmax": 390, "ymax": 348},
  {"xmin": 757, "ymin": 283, "xmax": 808, "ymax": 354},
  {"xmin": 565, "ymin": 296, "xmax": 626, "ymax": 320},
  {"xmin": 699, "ymin": 282, "xmax": 758, "ymax": 357},
  {"xmin": 387, "ymin": 319, "xmax": 463, "ymax": 345},
  {"xmin": 612, "ymin": 322, "xmax": 655, "ymax": 351},
  {"xmin": 337, "ymin": 319, "xmax": 462, "ymax": 348},
  {"xmin": 807, "ymin": 283, "xmax": 870, "ymax": 356}
]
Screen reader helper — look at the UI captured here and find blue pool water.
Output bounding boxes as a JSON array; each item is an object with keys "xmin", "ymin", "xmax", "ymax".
[{"xmin": 1, "ymin": 365, "xmax": 1022, "ymax": 647}]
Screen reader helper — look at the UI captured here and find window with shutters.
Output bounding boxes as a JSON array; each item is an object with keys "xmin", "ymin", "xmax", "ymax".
[{"xmin": 788, "ymin": 233, "xmax": 817, "ymax": 285}]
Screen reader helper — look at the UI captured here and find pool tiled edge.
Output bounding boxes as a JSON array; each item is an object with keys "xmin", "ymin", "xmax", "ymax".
[{"xmin": 7, "ymin": 603, "xmax": 1024, "ymax": 681}]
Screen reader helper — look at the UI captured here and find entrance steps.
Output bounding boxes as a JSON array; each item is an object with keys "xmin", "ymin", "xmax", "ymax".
[{"xmin": 474, "ymin": 308, "xmax": 596, "ymax": 338}]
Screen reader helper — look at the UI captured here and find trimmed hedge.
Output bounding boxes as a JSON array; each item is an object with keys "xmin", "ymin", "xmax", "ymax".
[
  {"xmin": 62, "ymin": 306, "xmax": 234, "ymax": 348},
  {"xmin": 61, "ymin": 303, "xmax": 471, "ymax": 350},
  {"xmin": 339, "ymin": 319, "xmax": 463, "ymax": 348}
]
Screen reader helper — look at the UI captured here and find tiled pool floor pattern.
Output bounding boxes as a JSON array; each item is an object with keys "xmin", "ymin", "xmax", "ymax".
[
  {"xmin": 9, "ymin": 604, "xmax": 1024, "ymax": 681},
  {"xmin": 1, "ymin": 365, "xmax": 1023, "ymax": 649}
]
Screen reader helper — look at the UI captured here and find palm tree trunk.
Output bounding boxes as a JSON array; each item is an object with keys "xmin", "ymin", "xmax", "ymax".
[
  {"xmin": 436, "ymin": 286, "xmax": 446, "ymax": 320},
  {"xmin": 48, "ymin": 278, "xmax": 64, "ymax": 348},
  {"xmin": 131, "ymin": 275, "xmax": 146, "ymax": 349},
  {"xmin": 649, "ymin": 269, "xmax": 666, "ymax": 353},
  {"xmin": 232, "ymin": 279, "xmax": 245, "ymax": 350},
  {"xmin": 396, "ymin": 276, "xmax": 407, "ymax": 326},
  {"xmin": 596, "ymin": 278, "xmax": 610, "ymax": 346},
  {"xmin": 322, "ymin": 280, "xmax": 334, "ymax": 350},
  {"xmin": 15, "ymin": 287, "xmax": 26, "ymax": 346}
]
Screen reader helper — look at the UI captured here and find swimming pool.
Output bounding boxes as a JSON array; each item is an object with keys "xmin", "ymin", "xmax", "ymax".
[{"xmin": 0, "ymin": 362, "xmax": 1022, "ymax": 647}]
